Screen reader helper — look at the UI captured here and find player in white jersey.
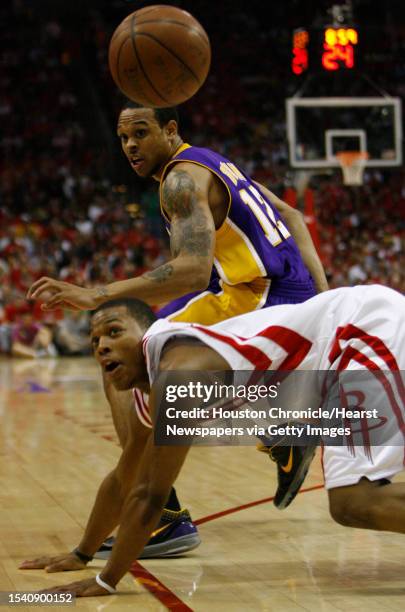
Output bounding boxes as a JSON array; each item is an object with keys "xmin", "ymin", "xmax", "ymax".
[{"xmin": 21, "ymin": 284, "xmax": 405, "ymax": 596}]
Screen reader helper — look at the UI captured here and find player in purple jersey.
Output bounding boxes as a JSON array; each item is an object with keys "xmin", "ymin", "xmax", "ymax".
[{"xmin": 27, "ymin": 102, "xmax": 328, "ymax": 560}]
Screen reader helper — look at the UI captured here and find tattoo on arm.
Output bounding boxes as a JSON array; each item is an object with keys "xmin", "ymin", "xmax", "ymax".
[
  {"xmin": 162, "ymin": 169, "xmax": 214, "ymax": 258},
  {"xmin": 142, "ymin": 264, "xmax": 174, "ymax": 284},
  {"xmin": 163, "ymin": 169, "xmax": 196, "ymax": 217}
]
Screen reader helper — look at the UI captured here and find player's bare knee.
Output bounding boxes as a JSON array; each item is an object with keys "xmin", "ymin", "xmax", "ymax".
[
  {"xmin": 329, "ymin": 487, "xmax": 374, "ymax": 528},
  {"xmin": 328, "ymin": 492, "xmax": 347, "ymax": 525},
  {"xmin": 329, "ymin": 498, "xmax": 359, "ymax": 526}
]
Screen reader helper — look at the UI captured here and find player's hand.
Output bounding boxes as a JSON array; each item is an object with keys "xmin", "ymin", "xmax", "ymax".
[
  {"xmin": 39, "ymin": 577, "xmax": 112, "ymax": 597},
  {"xmin": 27, "ymin": 277, "xmax": 99, "ymax": 311},
  {"xmin": 19, "ymin": 552, "xmax": 87, "ymax": 572}
]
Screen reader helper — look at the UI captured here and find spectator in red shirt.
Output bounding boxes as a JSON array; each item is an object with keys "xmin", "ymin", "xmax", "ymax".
[{"xmin": 11, "ymin": 307, "xmax": 57, "ymax": 359}]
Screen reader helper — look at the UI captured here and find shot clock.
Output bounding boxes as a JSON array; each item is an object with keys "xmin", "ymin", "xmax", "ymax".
[{"xmin": 292, "ymin": 26, "xmax": 360, "ymax": 75}]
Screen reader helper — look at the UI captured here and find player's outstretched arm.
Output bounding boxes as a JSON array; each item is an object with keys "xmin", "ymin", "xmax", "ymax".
[
  {"xmin": 254, "ymin": 182, "xmax": 329, "ymax": 293},
  {"xmin": 20, "ymin": 397, "xmax": 149, "ymax": 574},
  {"xmin": 97, "ymin": 427, "xmax": 190, "ymax": 589},
  {"xmin": 33, "ymin": 394, "xmax": 191, "ymax": 595},
  {"xmin": 27, "ymin": 164, "xmax": 216, "ymax": 311}
]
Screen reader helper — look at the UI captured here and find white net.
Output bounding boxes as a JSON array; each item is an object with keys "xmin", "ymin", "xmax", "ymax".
[{"xmin": 336, "ymin": 151, "xmax": 369, "ymax": 186}]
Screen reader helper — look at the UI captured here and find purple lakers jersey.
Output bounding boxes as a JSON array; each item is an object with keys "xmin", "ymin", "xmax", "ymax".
[{"xmin": 159, "ymin": 145, "xmax": 314, "ymax": 303}]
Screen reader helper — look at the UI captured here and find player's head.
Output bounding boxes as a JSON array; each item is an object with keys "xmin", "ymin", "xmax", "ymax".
[
  {"xmin": 117, "ymin": 100, "xmax": 181, "ymax": 179},
  {"xmin": 90, "ymin": 298, "xmax": 157, "ymax": 391}
]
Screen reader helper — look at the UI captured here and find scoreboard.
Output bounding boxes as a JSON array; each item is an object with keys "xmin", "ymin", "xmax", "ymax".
[{"xmin": 292, "ymin": 27, "xmax": 360, "ymax": 75}]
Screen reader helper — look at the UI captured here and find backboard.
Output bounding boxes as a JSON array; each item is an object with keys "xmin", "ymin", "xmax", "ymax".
[{"xmin": 286, "ymin": 97, "xmax": 402, "ymax": 169}]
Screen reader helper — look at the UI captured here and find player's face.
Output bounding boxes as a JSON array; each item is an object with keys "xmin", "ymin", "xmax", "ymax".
[
  {"xmin": 117, "ymin": 107, "xmax": 177, "ymax": 179},
  {"xmin": 90, "ymin": 306, "xmax": 149, "ymax": 391}
]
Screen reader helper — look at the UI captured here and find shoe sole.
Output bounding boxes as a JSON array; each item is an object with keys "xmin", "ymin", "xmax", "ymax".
[
  {"xmin": 275, "ymin": 444, "xmax": 318, "ymax": 510},
  {"xmin": 94, "ymin": 533, "xmax": 201, "ymax": 560},
  {"xmin": 139, "ymin": 533, "xmax": 201, "ymax": 559}
]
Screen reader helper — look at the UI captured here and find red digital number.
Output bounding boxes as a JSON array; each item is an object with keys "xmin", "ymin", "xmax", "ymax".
[
  {"xmin": 292, "ymin": 47, "xmax": 308, "ymax": 75},
  {"xmin": 292, "ymin": 29, "xmax": 309, "ymax": 75},
  {"xmin": 322, "ymin": 43, "xmax": 355, "ymax": 71}
]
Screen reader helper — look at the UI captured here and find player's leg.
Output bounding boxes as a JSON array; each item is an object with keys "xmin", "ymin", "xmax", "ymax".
[
  {"xmin": 326, "ymin": 286, "xmax": 405, "ymax": 530},
  {"xmin": 94, "ymin": 373, "xmax": 200, "ymax": 560},
  {"xmin": 329, "ymin": 477, "xmax": 405, "ymax": 532},
  {"xmin": 257, "ymin": 288, "xmax": 321, "ymax": 507},
  {"xmin": 257, "ymin": 439, "xmax": 318, "ymax": 509}
]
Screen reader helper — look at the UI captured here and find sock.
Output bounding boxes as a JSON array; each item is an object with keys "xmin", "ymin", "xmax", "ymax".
[{"xmin": 165, "ymin": 487, "xmax": 181, "ymax": 511}]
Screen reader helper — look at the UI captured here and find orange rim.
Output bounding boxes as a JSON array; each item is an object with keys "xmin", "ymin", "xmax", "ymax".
[{"xmin": 336, "ymin": 151, "xmax": 369, "ymax": 166}]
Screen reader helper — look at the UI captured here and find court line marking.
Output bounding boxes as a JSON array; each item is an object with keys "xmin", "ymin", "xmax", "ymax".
[
  {"xmin": 128, "ymin": 483, "xmax": 324, "ymax": 610},
  {"xmin": 194, "ymin": 483, "xmax": 325, "ymax": 525},
  {"xmin": 130, "ymin": 561, "xmax": 194, "ymax": 611}
]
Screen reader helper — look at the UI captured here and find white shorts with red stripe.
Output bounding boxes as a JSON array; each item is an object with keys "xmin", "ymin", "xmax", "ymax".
[
  {"xmin": 322, "ymin": 369, "xmax": 405, "ymax": 489},
  {"xmin": 323, "ymin": 445, "xmax": 404, "ymax": 490}
]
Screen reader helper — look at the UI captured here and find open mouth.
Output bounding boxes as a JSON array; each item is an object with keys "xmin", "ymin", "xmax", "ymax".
[
  {"xmin": 104, "ymin": 361, "xmax": 121, "ymax": 373},
  {"xmin": 130, "ymin": 157, "xmax": 143, "ymax": 169}
]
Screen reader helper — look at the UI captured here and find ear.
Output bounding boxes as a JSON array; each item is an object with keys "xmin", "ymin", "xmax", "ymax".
[{"xmin": 165, "ymin": 119, "xmax": 178, "ymax": 139}]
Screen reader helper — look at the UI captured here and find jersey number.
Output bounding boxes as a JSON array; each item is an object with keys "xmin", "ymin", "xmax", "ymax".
[{"xmin": 239, "ymin": 186, "xmax": 291, "ymax": 247}]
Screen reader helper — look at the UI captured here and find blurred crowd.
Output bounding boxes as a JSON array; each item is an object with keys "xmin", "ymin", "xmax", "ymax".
[
  {"xmin": 0, "ymin": 1, "xmax": 403, "ymax": 357},
  {"xmin": 316, "ymin": 171, "xmax": 404, "ymax": 290}
]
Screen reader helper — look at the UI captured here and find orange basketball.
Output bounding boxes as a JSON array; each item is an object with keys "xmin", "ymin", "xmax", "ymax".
[{"xmin": 108, "ymin": 4, "xmax": 211, "ymax": 107}]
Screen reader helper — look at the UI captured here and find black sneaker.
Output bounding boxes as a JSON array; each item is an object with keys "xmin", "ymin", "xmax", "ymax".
[
  {"xmin": 94, "ymin": 509, "xmax": 201, "ymax": 560},
  {"xmin": 257, "ymin": 435, "xmax": 318, "ymax": 509}
]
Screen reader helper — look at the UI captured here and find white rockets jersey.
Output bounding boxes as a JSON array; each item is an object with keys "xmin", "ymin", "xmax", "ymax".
[
  {"xmin": 142, "ymin": 285, "xmax": 405, "ymax": 387},
  {"xmin": 140, "ymin": 284, "xmax": 405, "ymax": 490}
]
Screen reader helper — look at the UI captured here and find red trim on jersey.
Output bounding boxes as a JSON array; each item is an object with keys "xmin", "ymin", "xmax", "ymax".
[
  {"xmin": 192, "ymin": 324, "xmax": 312, "ymax": 371},
  {"xmin": 257, "ymin": 326, "xmax": 312, "ymax": 370},
  {"xmin": 140, "ymin": 391, "xmax": 152, "ymax": 424},
  {"xmin": 329, "ymin": 324, "xmax": 405, "ymax": 460},
  {"xmin": 133, "ymin": 388, "xmax": 152, "ymax": 427},
  {"xmin": 330, "ymin": 324, "xmax": 401, "ymax": 370},
  {"xmin": 142, "ymin": 335, "xmax": 152, "ymax": 377},
  {"xmin": 341, "ymin": 346, "xmax": 405, "ymax": 457},
  {"xmin": 141, "ymin": 335, "xmax": 150, "ymax": 352},
  {"xmin": 192, "ymin": 325, "xmax": 272, "ymax": 369},
  {"xmin": 331, "ymin": 324, "xmax": 405, "ymax": 405}
]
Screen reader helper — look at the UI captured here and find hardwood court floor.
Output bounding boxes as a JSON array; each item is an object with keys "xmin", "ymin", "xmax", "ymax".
[{"xmin": 0, "ymin": 357, "xmax": 404, "ymax": 611}]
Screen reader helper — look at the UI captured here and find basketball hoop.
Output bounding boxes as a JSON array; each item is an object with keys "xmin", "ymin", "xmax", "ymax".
[{"xmin": 336, "ymin": 151, "xmax": 369, "ymax": 186}]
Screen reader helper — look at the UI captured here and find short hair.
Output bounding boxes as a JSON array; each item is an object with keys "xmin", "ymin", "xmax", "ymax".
[
  {"xmin": 120, "ymin": 99, "xmax": 179, "ymax": 128},
  {"xmin": 91, "ymin": 298, "xmax": 157, "ymax": 330}
]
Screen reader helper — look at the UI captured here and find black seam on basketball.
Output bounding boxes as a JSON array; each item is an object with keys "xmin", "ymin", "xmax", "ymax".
[
  {"xmin": 134, "ymin": 6, "xmax": 160, "ymax": 19},
  {"xmin": 115, "ymin": 35, "xmax": 128, "ymax": 90},
  {"xmin": 132, "ymin": 19, "xmax": 210, "ymax": 47},
  {"xmin": 136, "ymin": 32, "xmax": 201, "ymax": 84},
  {"xmin": 130, "ymin": 13, "xmax": 171, "ymax": 106}
]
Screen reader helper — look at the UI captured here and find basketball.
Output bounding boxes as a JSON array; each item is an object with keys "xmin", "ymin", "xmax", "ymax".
[{"xmin": 108, "ymin": 5, "xmax": 211, "ymax": 107}]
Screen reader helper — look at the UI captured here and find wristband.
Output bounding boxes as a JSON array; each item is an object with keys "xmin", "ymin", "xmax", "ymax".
[
  {"xmin": 72, "ymin": 547, "xmax": 93, "ymax": 564},
  {"xmin": 95, "ymin": 573, "xmax": 117, "ymax": 594}
]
